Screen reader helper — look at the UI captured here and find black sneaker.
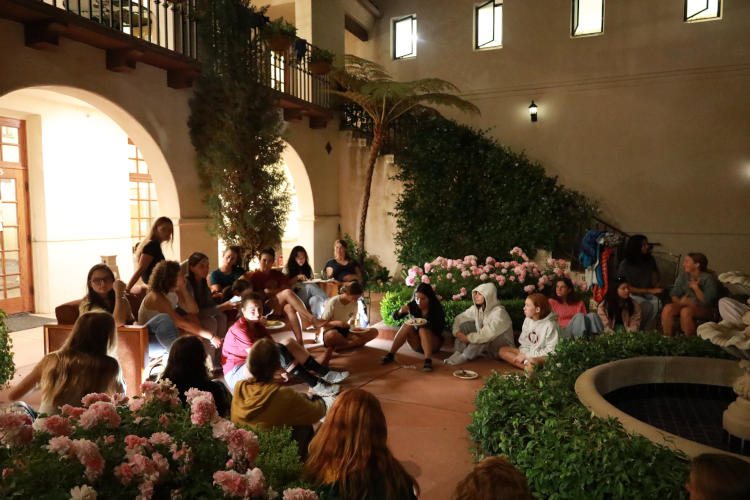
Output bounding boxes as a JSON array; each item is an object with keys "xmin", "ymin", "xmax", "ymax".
[
  {"xmin": 380, "ymin": 353, "xmax": 395, "ymax": 365},
  {"xmin": 423, "ymin": 359, "xmax": 433, "ymax": 372}
]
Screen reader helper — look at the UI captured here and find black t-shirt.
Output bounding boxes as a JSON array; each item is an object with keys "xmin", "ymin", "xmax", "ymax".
[
  {"xmin": 325, "ymin": 258, "xmax": 361, "ymax": 282},
  {"xmin": 618, "ymin": 256, "xmax": 659, "ymax": 290},
  {"xmin": 391, "ymin": 300, "xmax": 446, "ymax": 336},
  {"xmin": 141, "ymin": 240, "xmax": 165, "ymax": 284}
]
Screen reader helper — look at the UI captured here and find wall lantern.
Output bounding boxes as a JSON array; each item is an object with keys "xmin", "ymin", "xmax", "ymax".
[{"xmin": 529, "ymin": 101, "xmax": 538, "ymax": 122}]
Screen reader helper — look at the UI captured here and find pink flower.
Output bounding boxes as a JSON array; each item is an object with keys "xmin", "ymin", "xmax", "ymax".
[
  {"xmin": 446, "ymin": 273, "xmax": 452, "ymax": 279},
  {"xmin": 0, "ymin": 411, "xmax": 34, "ymax": 447},
  {"xmin": 111, "ymin": 393, "xmax": 129, "ymax": 407},
  {"xmin": 81, "ymin": 393, "xmax": 111, "ymax": 408},
  {"xmin": 227, "ymin": 428, "xmax": 260, "ymax": 464},
  {"xmin": 480, "ymin": 273, "xmax": 488, "ymax": 280},
  {"xmin": 437, "ymin": 275, "xmax": 442, "ymax": 281},
  {"xmin": 564, "ymin": 270, "xmax": 571, "ymax": 277},
  {"xmin": 137, "ymin": 479, "xmax": 155, "ymax": 500},
  {"xmin": 79, "ymin": 402, "xmax": 121, "ymax": 430},
  {"xmin": 152, "ymin": 452, "xmax": 169, "ymax": 475},
  {"xmin": 486, "ymin": 257, "xmax": 495, "ymax": 264},
  {"xmin": 73, "ymin": 439, "xmax": 104, "ymax": 481},
  {"xmin": 524, "ymin": 285, "xmax": 535, "ymax": 293},
  {"xmin": 420, "ymin": 275, "xmax": 430, "ymax": 284},
  {"xmin": 495, "ymin": 262, "xmax": 501, "ymax": 268},
  {"xmin": 283, "ymin": 488, "xmax": 319, "ymax": 500},
  {"xmin": 405, "ymin": 276, "xmax": 415, "ymax": 287},
  {"xmin": 125, "ymin": 435, "xmax": 149, "ymax": 458},
  {"xmin": 37, "ymin": 414, "xmax": 72, "ymax": 437},
  {"xmin": 501, "ymin": 269, "xmax": 507, "ymax": 274},
  {"xmin": 558, "ymin": 259, "xmax": 565, "ymax": 266},
  {"xmin": 483, "ymin": 265, "xmax": 492, "ymax": 273},
  {"xmin": 460, "ymin": 287, "xmax": 467, "ymax": 295},
  {"xmin": 159, "ymin": 414, "xmax": 174, "ymax": 429},
  {"xmin": 170, "ymin": 442, "xmax": 189, "ymax": 461},
  {"xmin": 424, "ymin": 263, "xmax": 432, "ymax": 273},
  {"xmin": 185, "ymin": 388, "xmax": 213, "ymax": 405},
  {"xmin": 461, "ymin": 271, "xmax": 470, "ymax": 278},
  {"xmin": 149, "ymin": 432, "xmax": 173, "ymax": 447},
  {"xmin": 212, "ymin": 418, "xmax": 236, "ymax": 441},
  {"xmin": 46, "ymin": 436, "xmax": 75, "ymax": 457},
  {"xmin": 190, "ymin": 395, "xmax": 218, "ymax": 426},
  {"xmin": 226, "ymin": 459, "xmax": 235, "ymax": 469},
  {"xmin": 580, "ymin": 283, "xmax": 589, "ymax": 291},
  {"xmin": 452, "ymin": 294, "xmax": 461, "ymax": 301},
  {"xmin": 2, "ymin": 468, "xmax": 12, "ymax": 478},
  {"xmin": 510, "ymin": 276, "xmax": 516, "ymax": 281},
  {"xmin": 214, "ymin": 468, "xmax": 266, "ymax": 498},
  {"xmin": 105, "ymin": 435, "xmax": 116, "ymax": 445}
]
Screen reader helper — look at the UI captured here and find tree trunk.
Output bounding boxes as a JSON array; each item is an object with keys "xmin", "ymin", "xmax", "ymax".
[{"xmin": 358, "ymin": 124, "xmax": 385, "ymax": 263}]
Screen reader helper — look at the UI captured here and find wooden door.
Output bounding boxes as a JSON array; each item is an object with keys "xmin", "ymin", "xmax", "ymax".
[{"xmin": 0, "ymin": 118, "xmax": 33, "ymax": 314}]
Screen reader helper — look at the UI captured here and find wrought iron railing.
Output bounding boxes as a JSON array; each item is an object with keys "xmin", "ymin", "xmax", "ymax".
[
  {"xmin": 40, "ymin": 0, "xmax": 198, "ymax": 58},
  {"xmin": 264, "ymin": 39, "xmax": 330, "ymax": 110},
  {"xmin": 341, "ymin": 103, "xmax": 439, "ymax": 154}
]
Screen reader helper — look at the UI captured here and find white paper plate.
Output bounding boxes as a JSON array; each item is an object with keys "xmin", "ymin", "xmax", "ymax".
[
  {"xmin": 453, "ymin": 370, "xmax": 478, "ymax": 380},
  {"xmin": 349, "ymin": 327, "xmax": 369, "ymax": 334},
  {"xmin": 405, "ymin": 318, "xmax": 427, "ymax": 326},
  {"xmin": 265, "ymin": 321, "xmax": 285, "ymax": 330}
]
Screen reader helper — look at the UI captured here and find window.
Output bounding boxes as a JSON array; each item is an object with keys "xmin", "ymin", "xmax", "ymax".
[
  {"xmin": 128, "ymin": 139, "xmax": 159, "ymax": 247},
  {"xmin": 572, "ymin": 0, "xmax": 604, "ymax": 37},
  {"xmin": 685, "ymin": 0, "xmax": 721, "ymax": 22},
  {"xmin": 475, "ymin": 1, "xmax": 502, "ymax": 50},
  {"xmin": 393, "ymin": 15, "xmax": 417, "ymax": 59}
]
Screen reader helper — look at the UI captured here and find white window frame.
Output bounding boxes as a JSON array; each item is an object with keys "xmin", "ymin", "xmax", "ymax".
[
  {"xmin": 684, "ymin": 0, "xmax": 722, "ymax": 23},
  {"xmin": 571, "ymin": 0, "xmax": 604, "ymax": 38},
  {"xmin": 474, "ymin": 0, "xmax": 503, "ymax": 50},
  {"xmin": 392, "ymin": 15, "xmax": 417, "ymax": 60}
]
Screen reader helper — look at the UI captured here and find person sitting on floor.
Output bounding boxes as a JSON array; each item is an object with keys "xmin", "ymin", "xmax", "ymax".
[
  {"xmin": 446, "ymin": 283, "xmax": 514, "ymax": 365},
  {"xmin": 661, "ymin": 253, "xmax": 721, "ymax": 337},
  {"xmin": 160, "ymin": 336, "xmax": 231, "ymax": 418},
  {"xmin": 4, "ymin": 311, "xmax": 125, "ymax": 419},
  {"xmin": 718, "ymin": 297, "xmax": 750, "ymax": 327},
  {"xmin": 686, "ymin": 453, "xmax": 750, "ymax": 500},
  {"xmin": 452, "ymin": 456, "xmax": 535, "ymax": 500},
  {"xmin": 499, "ymin": 293, "xmax": 561, "ymax": 375},
  {"xmin": 380, "ymin": 283, "xmax": 446, "ymax": 372},
  {"xmin": 618, "ymin": 235, "xmax": 664, "ymax": 330},
  {"xmin": 325, "ymin": 239, "xmax": 362, "ymax": 284},
  {"xmin": 284, "ymin": 245, "xmax": 329, "ymax": 319},
  {"xmin": 231, "ymin": 338, "xmax": 329, "ymax": 459},
  {"xmin": 186, "ymin": 252, "xmax": 239, "ymax": 368},
  {"xmin": 138, "ymin": 260, "xmax": 222, "ymax": 362},
  {"xmin": 319, "ymin": 281, "xmax": 378, "ymax": 352},
  {"xmin": 303, "ymin": 388, "xmax": 419, "ymax": 500},
  {"xmin": 126, "ymin": 216, "xmax": 173, "ymax": 292},
  {"xmin": 210, "ymin": 246, "xmax": 246, "ymax": 293},
  {"xmin": 549, "ymin": 277, "xmax": 603, "ymax": 339},
  {"xmin": 597, "ymin": 277, "xmax": 642, "ymax": 333},
  {"xmin": 80, "ymin": 263, "xmax": 134, "ymax": 327},
  {"xmin": 244, "ymin": 247, "xmax": 326, "ymax": 344},
  {"xmin": 220, "ymin": 278, "xmax": 251, "ymax": 304},
  {"xmin": 222, "ymin": 291, "xmax": 346, "ymax": 396}
]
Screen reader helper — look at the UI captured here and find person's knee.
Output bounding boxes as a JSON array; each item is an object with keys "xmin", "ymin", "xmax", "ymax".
[
  {"xmin": 279, "ymin": 336, "xmax": 294, "ymax": 347},
  {"xmin": 680, "ymin": 307, "xmax": 694, "ymax": 320},
  {"xmin": 323, "ymin": 331, "xmax": 338, "ymax": 344},
  {"xmin": 283, "ymin": 303, "xmax": 295, "ymax": 315}
]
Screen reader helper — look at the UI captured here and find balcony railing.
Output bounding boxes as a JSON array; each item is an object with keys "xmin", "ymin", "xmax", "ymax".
[
  {"xmin": 40, "ymin": 0, "xmax": 197, "ymax": 58},
  {"xmin": 264, "ymin": 41, "xmax": 330, "ymax": 111}
]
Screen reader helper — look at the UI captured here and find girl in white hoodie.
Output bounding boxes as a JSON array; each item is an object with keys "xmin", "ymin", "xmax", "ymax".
[{"xmin": 499, "ymin": 293, "xmax": 562, "ymax": 375}]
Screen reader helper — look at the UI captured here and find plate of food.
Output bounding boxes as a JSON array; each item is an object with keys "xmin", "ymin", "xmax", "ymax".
[
  {"xmin": 265, "ymin": 320, "xmax": 285, "ymax": 330},
  {"xmin": 349, "ymin": 327, "xmax": 369, "ymax": 334},
  {"xmin": 453, "ymin": 369, "xmax": 478, "ymax": 380},
  {"xmin": 405, "ymin": 318, "xmax": 427, "ymax": 326}
]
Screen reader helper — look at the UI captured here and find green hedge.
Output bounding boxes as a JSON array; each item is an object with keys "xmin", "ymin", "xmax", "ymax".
[
  {"xmin": 0, "ymin": 310, "xmax": 13, "ymax": 388},
  {"xmin": 380, "ymin": 289, "xmax": 526, "ymax": 332},
  {"xmin": 469, "ymin": 332, "xmax": 734, "ymax": 500}
]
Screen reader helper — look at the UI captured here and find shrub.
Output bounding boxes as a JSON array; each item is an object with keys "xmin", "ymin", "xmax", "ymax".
[
  {"xmin": 380, "ymin": 289, "xmax": 526, "ymax": 331},
  {"xmin": 470, "ymin": 332, "xmax": 734, "ymax": 500},
  {"xmin": 392, "ymin": 116, "xmax": 596, "ymax": 266},
  {"xmin": 0, "ymin": 310, "xmax": 13, "ymax": 388},
  {"xmin": 0, "ymin": 380, "xmax": 311, "ymax": 499},
  {"xmin": 261, "ymin": 17, "xmax": 298, "ymax": 39},
  {"xmin": 309, "ymin": 47, "xmax": 335, "ymax": 64}
]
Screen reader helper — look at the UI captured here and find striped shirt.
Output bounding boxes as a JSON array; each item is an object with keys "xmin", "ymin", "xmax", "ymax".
[{"xmin": 548, "ymin": 299, "xmax": 587, "ymax": 328}]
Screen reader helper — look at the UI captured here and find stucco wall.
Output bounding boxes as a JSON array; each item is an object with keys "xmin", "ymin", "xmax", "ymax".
[{"xmin": 344, "ymin": 0, "xmax": 750, "ymax": 272}]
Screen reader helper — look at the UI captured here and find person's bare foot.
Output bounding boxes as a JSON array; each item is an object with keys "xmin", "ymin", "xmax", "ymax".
[{"xmin": 311, "ymin": 317, "xmax": 328, "ymax": 329}]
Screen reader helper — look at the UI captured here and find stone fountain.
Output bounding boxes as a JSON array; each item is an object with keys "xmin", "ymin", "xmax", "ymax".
[{"xmin": 698, "ymin": 303, "xmax": 750, "ymax": 443}]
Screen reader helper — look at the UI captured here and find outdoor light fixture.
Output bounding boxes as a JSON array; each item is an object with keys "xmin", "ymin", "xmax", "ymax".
[{"xmin": 529, "ymin": 101, "xmax": 538, "ymax": 122}]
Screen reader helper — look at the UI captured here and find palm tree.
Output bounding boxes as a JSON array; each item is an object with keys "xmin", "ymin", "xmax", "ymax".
[{"xmin": 328, "ymin": 55, "xmax": 480, "ymax": 261}]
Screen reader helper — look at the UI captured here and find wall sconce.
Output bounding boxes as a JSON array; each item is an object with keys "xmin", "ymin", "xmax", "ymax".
[{"xmin": 529, "ymin": 101, "xmax": 538, "ymax": 122}]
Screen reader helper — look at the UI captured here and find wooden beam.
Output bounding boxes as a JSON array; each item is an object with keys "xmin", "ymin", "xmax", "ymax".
[
  {"xmin": 283, "ymin": 108, "xmax": 305, "ymax": 122},
  {"xmin": 24, "ymin": 20, "xmax": 67, "ymax": 50},
  {"xmin": 106, "ymin": 48, "xmax": 144, "ymax": 72},
  {"xmin": 167, "ymin": 68, "xmax": 199, "ymax": 89},
  {"xmin": 309, "ymin": 116, "xmax": 331, "ymax": 129},
  {"xmin": 345, "ymin": 15, "xmax": 368, "ymax": 42}
]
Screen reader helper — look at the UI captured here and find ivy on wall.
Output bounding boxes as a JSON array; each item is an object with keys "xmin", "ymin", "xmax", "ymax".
[
  {"xmin": 189, "ymin": 0, "xmax": 291, "ymax": 262},
  {"xmin": 392, "ymin": 116, "xmax": 596, "ymax": 266}
]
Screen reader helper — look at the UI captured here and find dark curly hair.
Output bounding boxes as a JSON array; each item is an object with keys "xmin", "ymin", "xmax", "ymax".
[{"xmin": 148, "ymin": 260, "xmax": 182, "ymax": 294}]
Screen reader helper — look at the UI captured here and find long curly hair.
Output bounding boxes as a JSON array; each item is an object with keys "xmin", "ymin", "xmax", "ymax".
[
  {"xmin": 304, "ymin": 389, "xmax": 419, "ymax": 500},
  {"xmin": 148, "ymin": 260, "xmax": 182, "ymax": 295}
]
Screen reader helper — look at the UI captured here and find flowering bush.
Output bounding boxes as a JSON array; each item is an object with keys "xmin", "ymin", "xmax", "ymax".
[
  {"xmin": 0, "ymin": 379, "xmax": 313, "ymax": 499},
  {"xmin": 404, "ymin": 248, "xmax": 588, "ymax": 301}
]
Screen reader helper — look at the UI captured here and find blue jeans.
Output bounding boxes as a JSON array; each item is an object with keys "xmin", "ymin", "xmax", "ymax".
[
  {"xmin": 145, "ymin": 313, "xmax": 180, "ymax": 359},
  {"xmin": 225, "ymin": 364, "xmax": 245, "ymax": 393}
]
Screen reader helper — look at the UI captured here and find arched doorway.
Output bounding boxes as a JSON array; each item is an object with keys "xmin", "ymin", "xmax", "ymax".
[
  {"xmin": 0, "ymin": 86, "xmax": 180, "ymax": 313},
  {"xmin": 279, "ymin": 141, "xmax": 316, "ymax": 269}
]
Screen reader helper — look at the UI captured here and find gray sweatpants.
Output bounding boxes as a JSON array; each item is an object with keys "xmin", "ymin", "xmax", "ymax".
[
  {"xmin": 454, "ymin": 321, "xmax": 513, "ymax": 360},
  {"xmin": 719, "ymin": 297, "xmax": 749, "ymax": 326}
]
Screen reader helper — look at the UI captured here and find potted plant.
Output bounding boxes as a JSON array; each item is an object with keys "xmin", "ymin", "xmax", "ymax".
[
  {"xmin": 261, "ymin": 17, "xmax": 297, "ymax": 55},
  {"xmin": 308, "ymin": 47, "xmax": 335, "ymax": 76}
]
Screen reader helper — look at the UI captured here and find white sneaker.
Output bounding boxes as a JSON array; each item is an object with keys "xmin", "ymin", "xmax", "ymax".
[
  {"xmin": 445, "ymin": 352, "xmax": 469, "ymax": 366},
  {"xmin": 321, "ymin": 370, "xmax": 350, "ymax": 384},
  {"xmin": 311, "ymin": 381, "xmax": 340, "ymax": 397}
]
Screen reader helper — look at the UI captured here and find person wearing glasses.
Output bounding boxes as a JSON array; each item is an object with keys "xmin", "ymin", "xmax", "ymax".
[{"xmin": 81, "ymin": 263, "xmax": 135, "ymax": 326}]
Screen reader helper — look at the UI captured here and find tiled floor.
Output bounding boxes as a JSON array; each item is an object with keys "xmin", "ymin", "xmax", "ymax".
[
  {"xmin": 605, "ymin": 383, "xmax": 743, "ymax": 454},
  {"xmin": 0, "ymin": 322, "xmax": 520, "ymax": 500}
]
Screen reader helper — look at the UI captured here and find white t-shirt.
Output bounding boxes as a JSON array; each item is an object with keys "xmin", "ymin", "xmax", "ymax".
[{"xmin": 321, "ymin": 295, "xmax": 358, "ymax": 323}]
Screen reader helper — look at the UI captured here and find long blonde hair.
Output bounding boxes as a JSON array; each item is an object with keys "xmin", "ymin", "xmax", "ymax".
[
  {"xmin": 40, "ymin": 312, "xmax": 121, "ymax": 406},
  {"xmin": 304, "ymin": 389, "xmax": 418, "ymax": 499},
  {"xmin": 135, "ymin": 216, "xmax": 173, "ymax": 259}
]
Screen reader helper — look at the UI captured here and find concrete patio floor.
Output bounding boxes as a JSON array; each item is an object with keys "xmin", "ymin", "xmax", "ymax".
[{"xmin": 0, "ymin": 322, "xmax": 521, "ymax": 499}]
